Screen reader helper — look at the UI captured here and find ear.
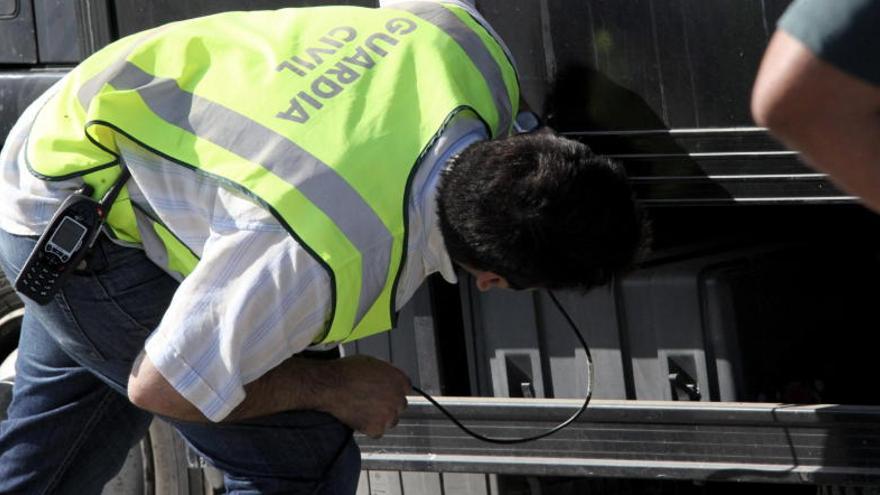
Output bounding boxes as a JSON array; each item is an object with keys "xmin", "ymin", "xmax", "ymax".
[{"xmin": 474, "ymin": 271, "xmax": 509, "ymax": 292}]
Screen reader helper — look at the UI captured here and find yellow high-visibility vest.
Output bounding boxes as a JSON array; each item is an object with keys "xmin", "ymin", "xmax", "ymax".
[{"xmin": 26, "ymin": 3, "xmax": 519, "ymax": 343}]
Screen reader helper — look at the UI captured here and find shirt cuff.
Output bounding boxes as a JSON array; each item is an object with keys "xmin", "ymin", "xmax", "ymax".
[
  {"xmin": 144, "ymin": 329, "xmax": 246, "ymax": 422},
  {"xmin": 514, "ymin": 110, "xmax": 541, "ymax": 133}
]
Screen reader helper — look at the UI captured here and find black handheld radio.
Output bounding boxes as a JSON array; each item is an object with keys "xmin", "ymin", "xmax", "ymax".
[{"xmin": 14, "ymin": 169, "xmax": 131, "ymax": 305}]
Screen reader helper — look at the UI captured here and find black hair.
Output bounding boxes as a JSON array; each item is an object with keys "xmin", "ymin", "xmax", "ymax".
[{"xmin": 436, "ymin": 131, "xmax": 649, "ymax": 291}]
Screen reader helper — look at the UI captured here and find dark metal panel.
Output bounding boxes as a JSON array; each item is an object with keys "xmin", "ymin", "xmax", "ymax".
[
  {"xmin": 671, "ymin": 0, "xmax": 775, "ymax": 127},
  {"xmin": 0, "ymin": 0, "xmax": 16, "ymax": 15},
  {"xmin": 475, "ymin": 0, "xmax": 549, "ymax": 115},
  {"xmin": 34, "ymin": 0, "xmax": 84, "ymax": 63},
  {"xmin": 543, "ymin": 0, "xmax": 670, "ymax": 131},
  {"xmin": 111, "ymin": 0, "xmax": 378, "ymax": 37},
  {"xmin": 459, "ymin": 277, "xmax": 627, "ymax": 400},
  {"xmin": 577, "ymin": 0, "xmax": 666, "ymax": 126},
  {"xmin": 616, "ymin": 248, "xmax": 781, "ymax": 402},
  {"xmin": 534, "ymin": 288, "xmax": 626, "ymax": 400},
  {"xmin": 532, "ymin": 0, "xmax": 823, "ymax": 205},
  {"xmin": 360, "ymin": 398, "xmax": 880, "ymax": 485},
  {"xmin": 75, "ymin": 0, "xmax": 114, "ymax": 56},
  {"xmin": 468, "ymin": 288, "xmax": 547, "ymax": 398},
  {"xmin": 0, "ymin": 0, "xmax": 38, "ymax": 64},
  {"xmin": 0, "ymin": 70, "xmax": 65, "ymax": 142},
  {"xmin": 543, "ymin": 0, "xmax": 795, "ymax": 131}
]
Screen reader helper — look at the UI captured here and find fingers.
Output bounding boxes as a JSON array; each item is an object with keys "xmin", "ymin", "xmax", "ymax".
[
  {"xmin": 364, "ymin": 418, "xmax": 398, "ymax": 439},
  {"xmin": 372, "ymin": 396, "xmax": 407, "ymax": 438},
  {"xmin": 393, "ymin": 367, "xmax": 413, "ymax": 395},
  {"xmin": 384, "ymin": 416, "xmax": 399, "ymax": 434},
  {"xmin": 392, "ymin": 397, "xmax": 407, "ymax": 427},
  {"xmin": 364, "ymin": 400, "xmax": 407, "ymax": 439},
  {"xmin": 332, "ymin": 356, "xmax": 412, "ymax": 439}
]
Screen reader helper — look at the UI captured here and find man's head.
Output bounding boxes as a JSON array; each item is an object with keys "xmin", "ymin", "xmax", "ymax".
[{"xmin": 437, "ymin": 131, "xmax": 648, "ymax": 292}]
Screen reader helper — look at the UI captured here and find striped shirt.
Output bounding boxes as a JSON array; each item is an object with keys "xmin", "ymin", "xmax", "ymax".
[{"xmin": 0, "ymin": 0, "xmax": 510, "ymax": 421}]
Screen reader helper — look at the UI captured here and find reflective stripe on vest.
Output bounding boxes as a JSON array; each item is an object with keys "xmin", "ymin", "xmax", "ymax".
[
  {"xmin": 390, "ymin": 2, "xmax": 515, "ymax": 136},
  {"xmin": 26, "ymin": 4, "xmax": 519, "ymax": 344}
]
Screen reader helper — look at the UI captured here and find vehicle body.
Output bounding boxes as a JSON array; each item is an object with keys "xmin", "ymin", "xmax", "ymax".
[{"xmin": 1, "ymin": 1, "xmax": 879, "ymax": 493}]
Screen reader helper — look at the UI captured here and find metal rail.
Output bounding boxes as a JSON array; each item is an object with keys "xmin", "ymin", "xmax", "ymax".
[
  {"xmin": 565, "ymin": 128, "xmax": 854, "ymax": 205},
  {"xmin": 359, "ymin": 397, "xmax": 880, "ymax": 485}
]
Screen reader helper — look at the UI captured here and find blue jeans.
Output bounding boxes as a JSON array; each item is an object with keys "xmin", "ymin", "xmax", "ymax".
[{"xmin": 0, "ymin": 228, "xmax": 360, "ymax": 494}]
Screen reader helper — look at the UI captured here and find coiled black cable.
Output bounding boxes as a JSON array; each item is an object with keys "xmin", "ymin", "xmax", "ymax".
[{"xmin": 411, "ymin": 290, "xmax": 594, "ymax": 444}]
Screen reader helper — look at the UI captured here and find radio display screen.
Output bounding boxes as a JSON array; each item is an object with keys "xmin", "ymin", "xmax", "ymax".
[{"xmin": 49, "ymin": 217, "xmax": 87, "ymax": 254}]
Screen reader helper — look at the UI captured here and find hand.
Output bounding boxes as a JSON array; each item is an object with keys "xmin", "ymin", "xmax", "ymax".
[{"xmin": 319, "ymin": 355, "xmax": 412, "ymax": 438}]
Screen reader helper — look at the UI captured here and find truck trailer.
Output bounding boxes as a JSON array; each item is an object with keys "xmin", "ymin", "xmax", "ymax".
[{"xmin": 1, "ymin": 0, "xmax": 879, "ymax": 493}]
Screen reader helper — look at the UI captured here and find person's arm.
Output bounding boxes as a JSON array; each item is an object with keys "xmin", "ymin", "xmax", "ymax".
[
  {"xmin": 125, "ymin": 207, "xmax": 411, "ymax": 437},
  {"xmin": 128, "ymin": 351, "xmax": 411, "ymax": 438},
  {"xmin": 751, "ymin": 30, "xmax": 880, "ymax": 212}
]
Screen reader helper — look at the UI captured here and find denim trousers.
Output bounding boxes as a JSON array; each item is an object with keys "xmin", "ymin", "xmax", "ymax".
[{"xmin": 0, "ymin": 228, "xmax": 360, "ymax": 494}]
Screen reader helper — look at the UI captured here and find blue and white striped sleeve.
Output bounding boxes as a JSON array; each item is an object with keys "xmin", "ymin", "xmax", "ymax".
[{"xmin": 143, "ymin": 201, "xmax": 332, "ymax": 422}]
